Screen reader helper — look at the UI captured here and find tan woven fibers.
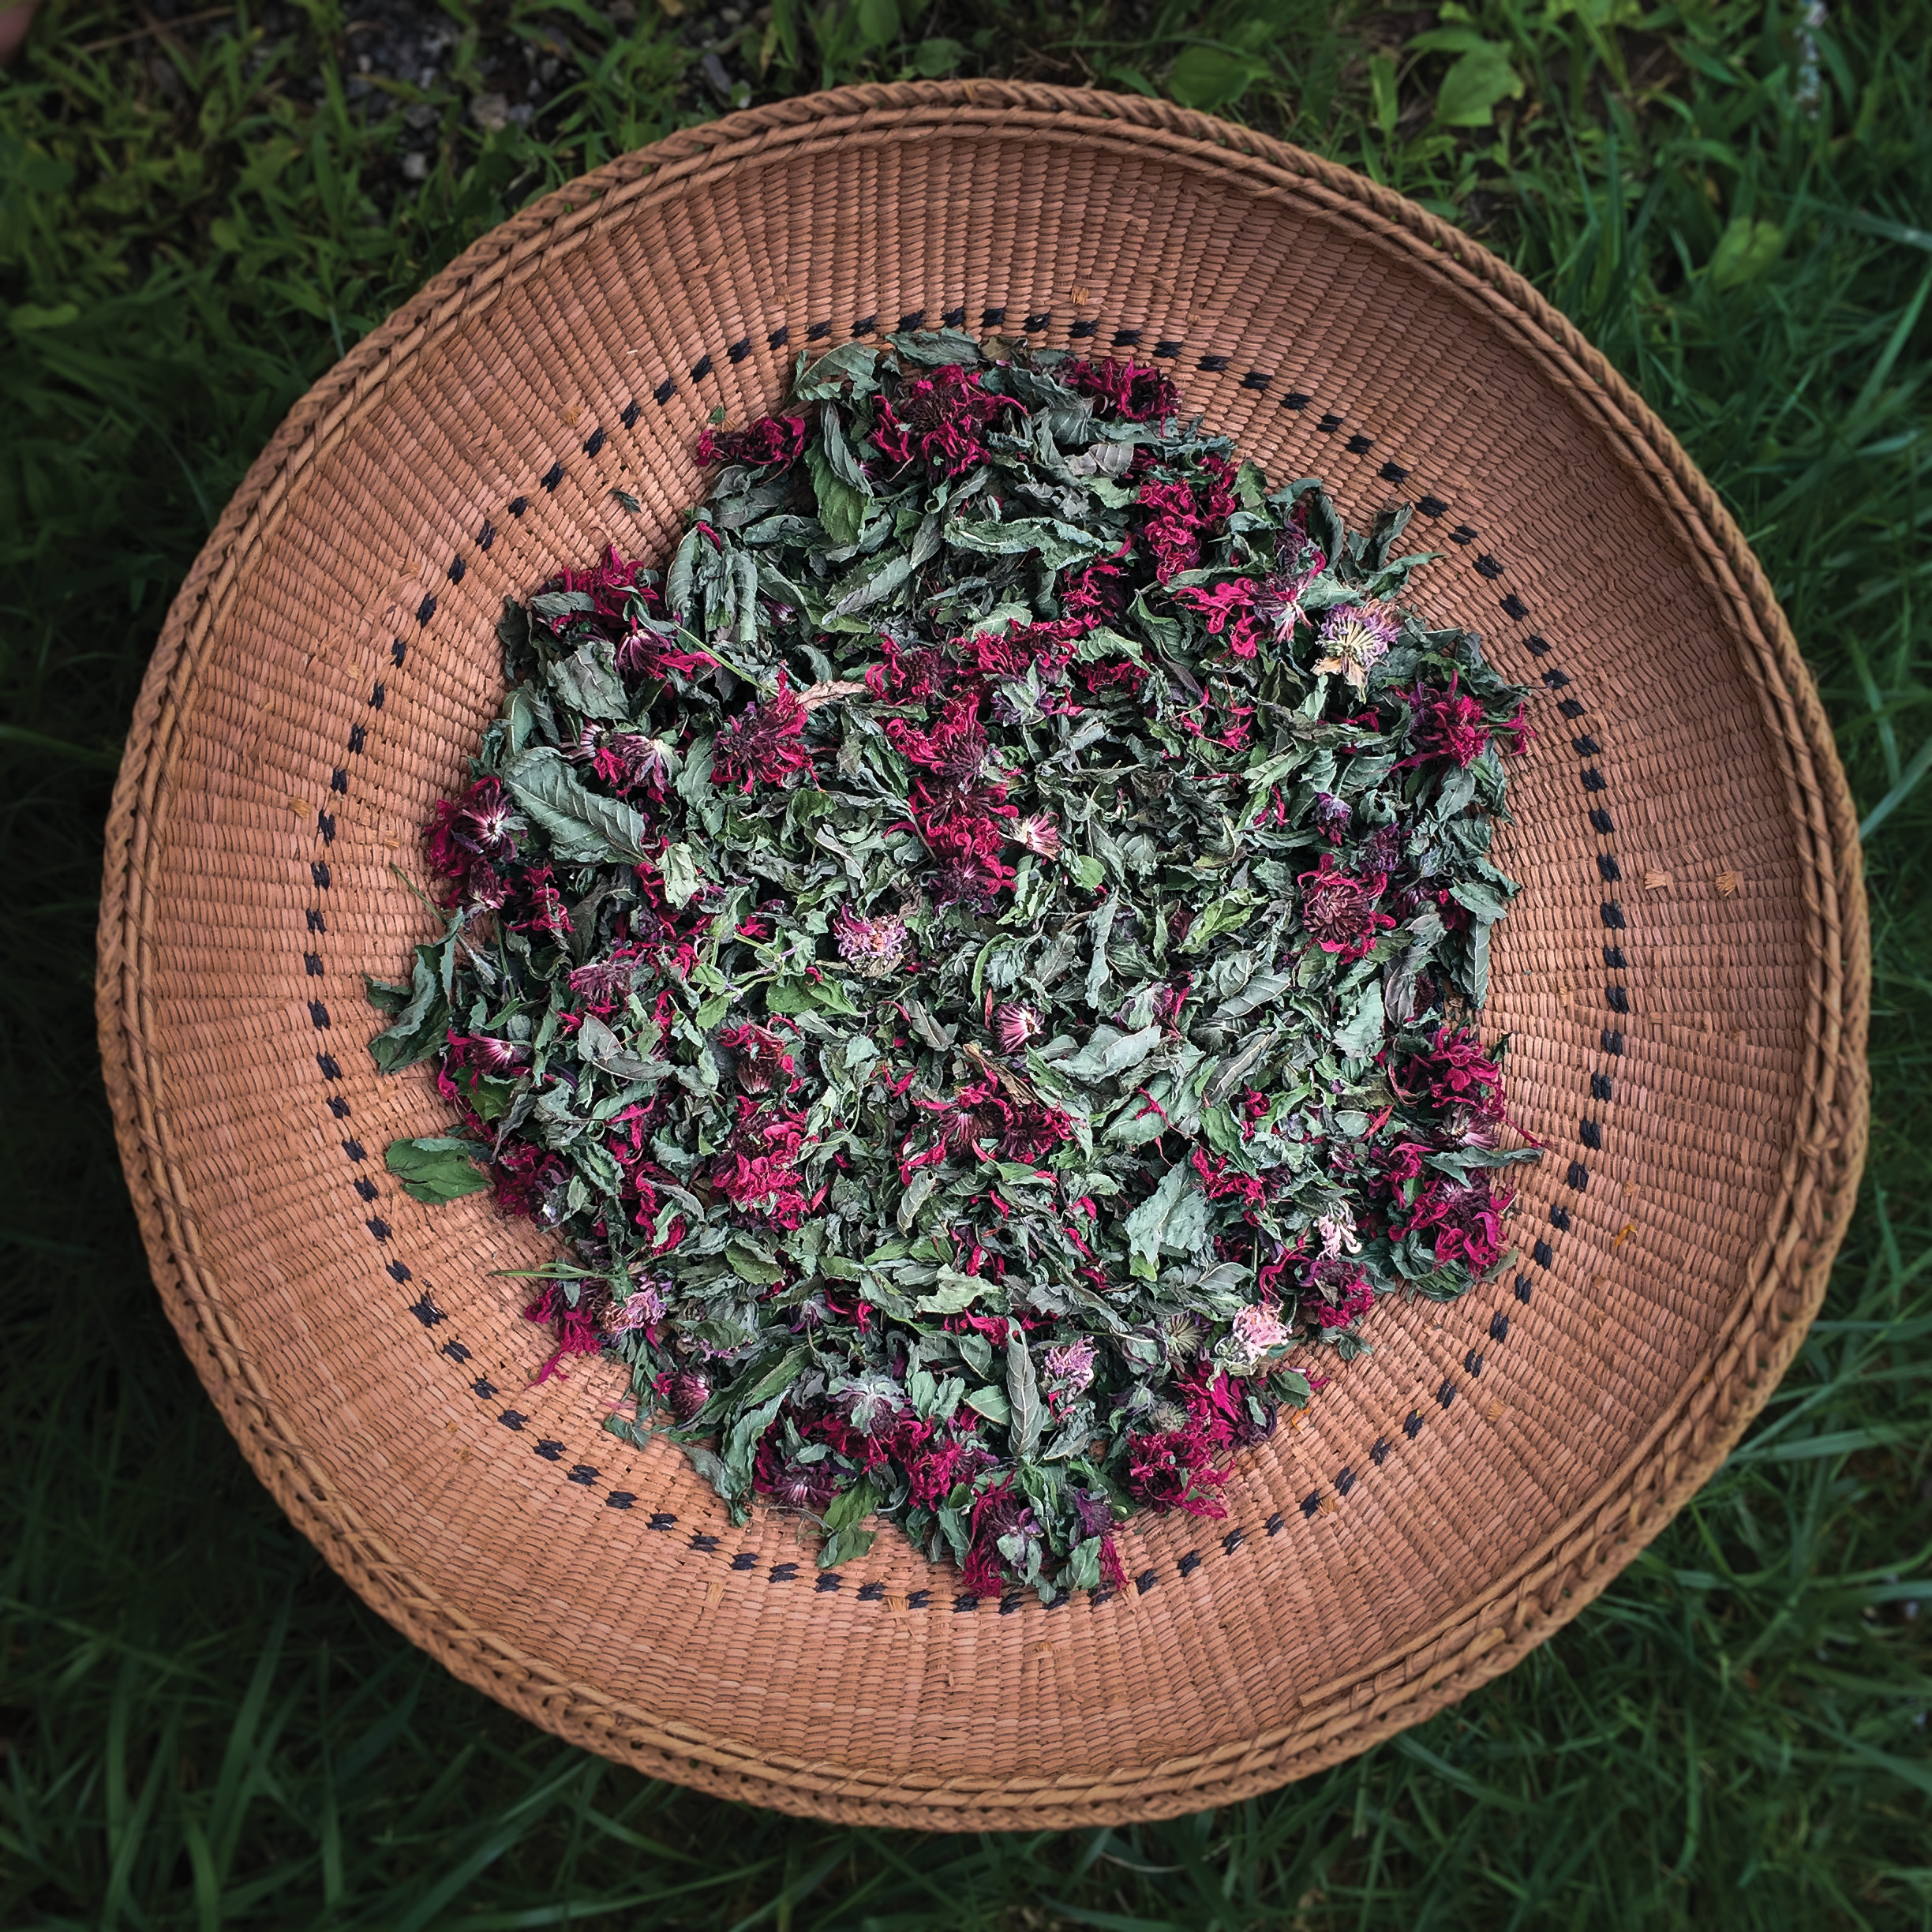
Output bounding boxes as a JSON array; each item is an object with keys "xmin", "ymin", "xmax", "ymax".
[{"xmin": 96, "ymin": 83, "xmax": 1867, "ymax": 1830}]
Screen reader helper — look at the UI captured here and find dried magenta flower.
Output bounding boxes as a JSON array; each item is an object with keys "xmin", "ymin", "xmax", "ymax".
[
  {"xmin": 697, "ymin": 414, "xmax": 808, "ymax": 469},
  {"xmin": 1297, "ymin": 852, "xmax": 1398, "ymax": 964}
]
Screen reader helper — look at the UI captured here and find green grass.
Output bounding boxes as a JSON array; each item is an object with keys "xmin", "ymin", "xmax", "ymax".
[{"xmin": 4, "ymin": 0, "xmax": 1931, "ymax": 1923}]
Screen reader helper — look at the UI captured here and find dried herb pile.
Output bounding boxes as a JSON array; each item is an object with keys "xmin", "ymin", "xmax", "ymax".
[{"xmin": 369, "ymin": 332, "xmax": 1537, "ymax": 1601}]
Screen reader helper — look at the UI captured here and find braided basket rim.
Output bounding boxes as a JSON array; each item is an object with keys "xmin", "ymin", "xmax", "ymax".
[{"xmin": 96, "ymin": 80, "xmax": 1870, "ymax": 1829}]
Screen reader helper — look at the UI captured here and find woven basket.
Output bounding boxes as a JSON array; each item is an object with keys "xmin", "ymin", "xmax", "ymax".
[{"xmin": 97, "ymin": 82, "xmax": 1869, "ymax": 1829}]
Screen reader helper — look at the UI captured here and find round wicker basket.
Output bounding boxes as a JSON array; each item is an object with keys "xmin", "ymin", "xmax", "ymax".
[{"xmin": 97, "ymin": 82, "xmax": 1869, "ymax": 1829}]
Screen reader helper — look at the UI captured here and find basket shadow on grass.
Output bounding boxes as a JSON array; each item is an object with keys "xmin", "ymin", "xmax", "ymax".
[{"xmin": 3, "ymin": 1, "xmax": 1931, "ymax": 1925}]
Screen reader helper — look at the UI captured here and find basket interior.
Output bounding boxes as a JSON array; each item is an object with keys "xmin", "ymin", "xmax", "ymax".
[{"xmin": 109, "ymin": 95, "xmax": 1846, "ymax": 1826}]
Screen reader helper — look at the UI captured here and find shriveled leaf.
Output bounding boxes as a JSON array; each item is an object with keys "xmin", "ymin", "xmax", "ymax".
[{"xmin": 504, "ymin": 745, "xmax": 652, "ymax": 866}]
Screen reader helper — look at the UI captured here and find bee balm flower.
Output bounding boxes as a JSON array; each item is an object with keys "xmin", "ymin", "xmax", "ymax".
[{"xmin": 833, "ymin": 905, "xmax": 908, "ymax": 978}]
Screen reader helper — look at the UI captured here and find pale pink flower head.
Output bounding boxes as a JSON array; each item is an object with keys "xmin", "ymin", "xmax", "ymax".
[
  {"xmin": 608, "ymin": 1280, "xmax": 669, "ymax": 1335},
  {"xmin": 1011, "ymin": 813, "xmax": 1062, "ymax": 859},
  {"xmin": 1043, "ymin": 1337, "xmax": 1097, "ymax": 1395},
  {"xmin": 994, "ymin": 1002, "xmax": 1041, "ymax": 1055},
  {"xmin": 1316, "ymin": 1208, "xmax": 1361, "ymax": 1259},
  {"xmin": 1230, "ymin": 1301, "xmax": 1290, "ymax": 1359},
  {"xmin": 1313, "ymin": 598, "xmax": 1400, "ymax": 695},
  {"xmin": 833, "ymin": 904, "xmax": 908, "ymax": 979}
]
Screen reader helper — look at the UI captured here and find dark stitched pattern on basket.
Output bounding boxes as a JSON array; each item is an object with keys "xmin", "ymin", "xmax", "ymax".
[{"xmin": 300, "ymin": 307, "xmax": 1620, "ymax": 1612}]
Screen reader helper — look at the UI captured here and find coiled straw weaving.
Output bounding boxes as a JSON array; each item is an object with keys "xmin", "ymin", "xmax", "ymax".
[{"xmin": 97, "ymin": 82, "xmax": 1869, "ymax": 1829}]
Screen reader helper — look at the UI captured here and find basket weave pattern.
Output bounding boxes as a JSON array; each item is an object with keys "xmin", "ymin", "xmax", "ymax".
[{"xmin": 97, "ymin": 84, "xmax": 1867, "ymax": 1829}]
